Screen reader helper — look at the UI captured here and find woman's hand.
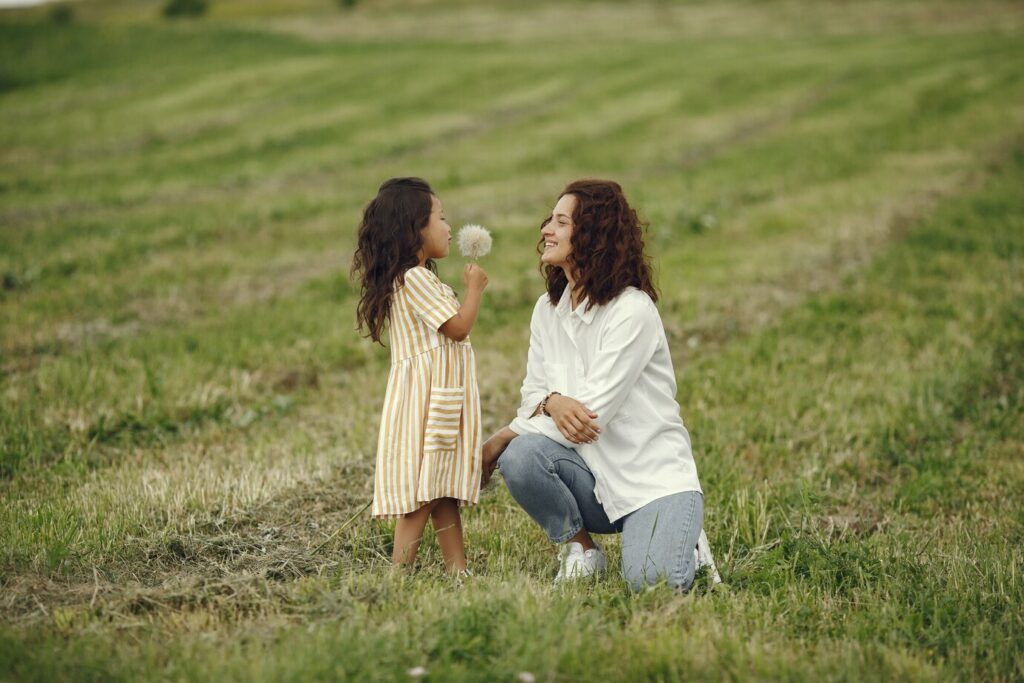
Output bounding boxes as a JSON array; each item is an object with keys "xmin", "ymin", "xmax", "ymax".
[
  {"xmin": 481, "ymin": 426, "xmax": 517, "ymax": 486},
  {"xmin": 545, "ymin": 395, "xmax": 600, "ymax": 444}
]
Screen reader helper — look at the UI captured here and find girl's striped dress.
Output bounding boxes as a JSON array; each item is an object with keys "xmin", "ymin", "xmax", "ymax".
[{"xmin": 371, "ymin": 266, "xmax": 482, "ymax": 519}]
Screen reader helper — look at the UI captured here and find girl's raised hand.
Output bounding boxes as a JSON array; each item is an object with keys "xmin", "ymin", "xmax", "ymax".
[
  {"xmin": 545, "ymin": 395, "xmax": 600, "ymax": 444},
  {"xmin": 463, "ymin": 263, "xmax": 488, "ymax": 292}
]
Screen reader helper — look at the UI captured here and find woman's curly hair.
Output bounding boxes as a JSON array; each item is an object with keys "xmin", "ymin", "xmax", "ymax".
[
  {"xmin": 540, "ymin": 179, "xmax": 658, "ymax": 309},
  {"xmin": 352, "ymin": 177, "xmax": 435, "ymax": 344}
]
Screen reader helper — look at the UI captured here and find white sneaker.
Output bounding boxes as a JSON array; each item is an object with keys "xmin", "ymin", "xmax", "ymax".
[
  {"xmin": 694, "ymin": 529, "xmax": 723, "ymax": 585},
  {"xmin": 554, "ymin": 541, "xmax": 607, "ymax": 584}
]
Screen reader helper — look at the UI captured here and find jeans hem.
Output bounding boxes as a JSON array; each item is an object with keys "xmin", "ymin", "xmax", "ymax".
[{"xmin": 548, "ymin": 521, "xmax": 584, "ymax": 545}]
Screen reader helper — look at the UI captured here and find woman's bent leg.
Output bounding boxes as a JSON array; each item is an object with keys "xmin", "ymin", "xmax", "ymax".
[
  {"xmin": 620, "ymin": 491, "xmax": 704, "ymax": 592},
  {"xmin": 498, "ymin": 434, "xmax": 616, "ymax": 542}
]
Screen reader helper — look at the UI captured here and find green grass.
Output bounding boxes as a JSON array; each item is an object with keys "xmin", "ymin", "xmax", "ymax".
[{"xmin": 1, "ymin": 1, "xmax": 1023, "ymax": 680}]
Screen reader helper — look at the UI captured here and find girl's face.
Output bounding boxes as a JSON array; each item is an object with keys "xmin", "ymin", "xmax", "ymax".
[
  {"xmin": 418, "ymin": 195, "xmax": 452, "ymax": 263},
  {"xmin": 540, "ymin": 193, "xmax": 576, "ymax": 271}
]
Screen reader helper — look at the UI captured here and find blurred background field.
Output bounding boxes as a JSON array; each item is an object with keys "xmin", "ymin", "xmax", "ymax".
[{"xmin": 1, "ymin": 1, "xmax": 1023, "ymax": 681}]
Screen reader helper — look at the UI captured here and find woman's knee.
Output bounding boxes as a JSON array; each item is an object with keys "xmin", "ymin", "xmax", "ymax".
[
  {"xmin": 622, "ymin": 558, "xmax": 696, "ymax": 593},
  {"xmin": 672, "ymin": 559, "xmax": 697, "ymax": 593},
  {"xmin": 622, "ymin": 562, "xmax": 650, "ymax": 592}
]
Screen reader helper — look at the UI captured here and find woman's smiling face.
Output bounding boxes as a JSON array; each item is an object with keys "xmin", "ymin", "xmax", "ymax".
[{"xmin": 541, "ymin": 193, "xmax": 576, "ymax": 270}]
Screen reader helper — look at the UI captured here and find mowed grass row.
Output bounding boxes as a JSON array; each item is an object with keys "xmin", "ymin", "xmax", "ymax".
[
  {"xmin": 1, "ymin": 102, "xmax": 1021, "ymax": 683},
  {"xmin": 2, "ymin": 12, "xmax": 1022, "ymax": 487}
]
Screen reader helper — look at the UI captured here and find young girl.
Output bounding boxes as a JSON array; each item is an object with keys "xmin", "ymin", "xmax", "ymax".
[{"xmin": 352, "ymin": 177, "xmax": 488, "ymax": 574}]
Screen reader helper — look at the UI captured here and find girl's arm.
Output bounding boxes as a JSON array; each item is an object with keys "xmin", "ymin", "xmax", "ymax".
[
  {"xmin": 439, "ymin": 264, "xmax": 488, "ymax": 342},
  {"xmin": 481, "ymin": 425, "xmax": 518, "ymax": 485}
]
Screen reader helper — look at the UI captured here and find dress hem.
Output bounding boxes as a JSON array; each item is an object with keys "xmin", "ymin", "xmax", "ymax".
[{"xmin": 372, "ymin": 496, "xmax": 479, "ymax": 520}]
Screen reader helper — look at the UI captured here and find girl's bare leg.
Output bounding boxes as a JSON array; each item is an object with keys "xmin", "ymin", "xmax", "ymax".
[
  {"xmin": 430, "ymin": 498, "xmax": 467, "ymax": 573},
  {"xmin": 392, "ymin": 503, "xmax": 433, "ymax": 567}
]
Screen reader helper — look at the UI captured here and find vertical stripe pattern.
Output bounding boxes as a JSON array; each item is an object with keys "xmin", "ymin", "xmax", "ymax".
[{"xmin": 371, "ymin": 267, "xmax": 482, "ymax": 519}]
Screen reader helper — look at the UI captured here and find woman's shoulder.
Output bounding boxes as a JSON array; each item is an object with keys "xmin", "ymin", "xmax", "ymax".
[
  {"xmin": 612, "ymin": 286, "xmax": 656, "ymax": 309},
  {"xmin": 607, "ymin": 287, "xmax": 661, "ymax": 323},
  {"xmin": 531, "ymin": 291, "xmax": 560, "ymax": 319}
]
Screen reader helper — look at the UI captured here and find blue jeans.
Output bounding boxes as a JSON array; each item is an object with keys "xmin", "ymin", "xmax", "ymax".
[{"xmin": 498, "ymin": 433, "xmax": 704, "ymax": 592}]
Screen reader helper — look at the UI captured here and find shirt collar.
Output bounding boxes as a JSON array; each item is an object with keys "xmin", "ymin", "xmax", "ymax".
[{"xmin": 555, "ymin": 290, "xmax": 598, "ymax": 325}]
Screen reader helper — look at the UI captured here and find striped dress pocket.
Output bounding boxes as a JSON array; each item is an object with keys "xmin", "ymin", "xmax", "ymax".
[{"xmin": 423, "ymin": 386, "xmax": 464, "ymax": 452}]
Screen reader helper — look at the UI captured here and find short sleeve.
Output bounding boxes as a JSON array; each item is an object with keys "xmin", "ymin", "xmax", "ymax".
[{"xmin": 403, "ymin": 267, "xmax": 459, "ymax": 331}]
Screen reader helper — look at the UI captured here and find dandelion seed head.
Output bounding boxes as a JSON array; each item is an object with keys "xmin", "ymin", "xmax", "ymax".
[{"xmin": 458, "ymin": 224, "xmax": 492, "ymax": 260}]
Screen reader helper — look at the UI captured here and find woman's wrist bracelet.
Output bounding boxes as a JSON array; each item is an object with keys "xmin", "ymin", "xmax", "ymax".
[{"xmin": 540, "ymin": 391, "xmax": 561, "ymax": 417}]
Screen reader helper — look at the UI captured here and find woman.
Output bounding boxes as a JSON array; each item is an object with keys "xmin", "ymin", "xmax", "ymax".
[{"xmin": 482, "ymin": 179, "xmax": 720, "ymax": 591}]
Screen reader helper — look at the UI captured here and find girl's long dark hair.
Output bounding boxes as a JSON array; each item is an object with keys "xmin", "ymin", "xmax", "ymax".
[
  {"xmin": 352, "ymin": 177, "xmax": 435, "ymax": 344},
  {"xmin": 540, "ymin": 179, "xmax": 658, "ymax": 309}
]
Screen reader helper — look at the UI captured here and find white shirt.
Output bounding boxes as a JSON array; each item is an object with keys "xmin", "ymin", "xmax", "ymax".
[{"xmin": 509, "ymin": 287, "xmax": 703, "ymax": 522}]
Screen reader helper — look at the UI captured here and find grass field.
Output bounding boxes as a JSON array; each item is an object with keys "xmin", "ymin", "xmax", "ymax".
[{"xmin": 2, "ymin": 0, "xmax": 1023, "ymax": 680}]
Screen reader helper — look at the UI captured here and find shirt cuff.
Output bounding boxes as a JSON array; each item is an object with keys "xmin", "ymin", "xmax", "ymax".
[
  {"xmin": 509, "ymin": 415, "xmax": 578, "ymax": 450},
  {"xmin": 516, "ymin": 393, "xmax": 547, "ymax": 421}
]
